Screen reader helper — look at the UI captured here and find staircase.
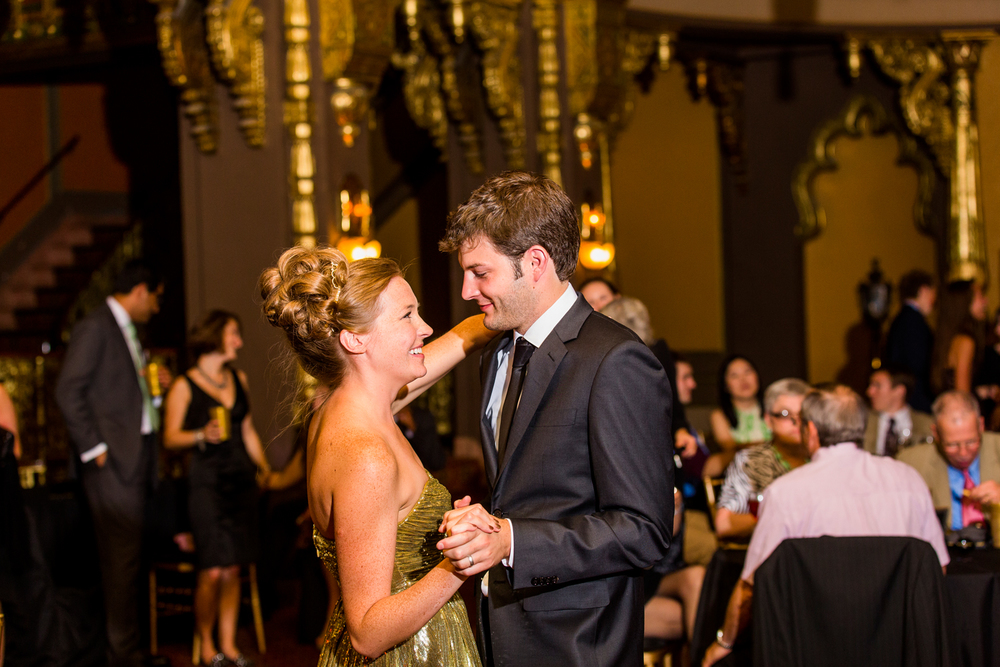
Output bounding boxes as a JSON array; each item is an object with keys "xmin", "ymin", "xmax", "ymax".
[{"xmin": 0, "ymin": 192, "xmax": 130, "ymax": 354}]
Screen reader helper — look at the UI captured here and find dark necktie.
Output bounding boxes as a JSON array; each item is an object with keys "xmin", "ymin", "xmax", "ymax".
[
  {"xmin": 497, "ymin": 337, "xmax": 535, "ymax": 463},
  {"xmin": 884, "ymin": 417, "xmax": 899, "ymax": 458}
]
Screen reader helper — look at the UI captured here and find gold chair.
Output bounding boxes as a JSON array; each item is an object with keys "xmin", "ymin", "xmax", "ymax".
[
  {"xmin": 642, "ymin": 638, "xmax": 682, "ymax": 667},
  {"xmin": 149, "ymin": 561, "xmax": 266, "ymax": 662},
  {"xmin": 703, "ymin": 476, "xmax": 749, "ymax": 551}
]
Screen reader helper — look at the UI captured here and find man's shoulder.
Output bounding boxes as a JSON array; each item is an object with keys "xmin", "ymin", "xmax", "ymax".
[
  {"xmin": 577, "ymin": 311, "xmax": 643, "ymax": 346},
  {"xmin": 896, "ymin": 441, "xmax": 942, "ymax": 472}
]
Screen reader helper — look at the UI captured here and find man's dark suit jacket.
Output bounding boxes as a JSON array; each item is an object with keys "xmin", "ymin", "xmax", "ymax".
[
  {"xmin": 885, "ymin": 304, "xmax": 934, "ymax": 413},
  {"xmin": 56, "ymin": 302, "xmax": 148, "ymax": 484},
  {"xmin": 477, "ymin": 295, "xmax": 674, "ymax": 667}
]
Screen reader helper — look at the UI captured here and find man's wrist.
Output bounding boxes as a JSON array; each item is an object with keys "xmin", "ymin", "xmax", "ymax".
[{"xmin": 80, "ymin": 443, "xmax": 108, "ymax": 463}]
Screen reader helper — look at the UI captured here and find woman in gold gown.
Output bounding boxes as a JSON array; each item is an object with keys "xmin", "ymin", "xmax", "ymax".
[{"xmin": 260, "ymin": 246, "xmax": 496, "ymax": 666}]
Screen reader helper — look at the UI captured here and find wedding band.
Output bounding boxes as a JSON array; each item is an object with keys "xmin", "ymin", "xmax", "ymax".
[{"xmin": 468, "ymin": 555, "xmax": 474, "ymax": 567}]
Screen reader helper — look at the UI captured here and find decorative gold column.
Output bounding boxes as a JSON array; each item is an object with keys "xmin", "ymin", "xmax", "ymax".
[
  {"xmin": 942, "ymin": 34, "xmax": 989, "ymax": 283},
  {"xmin": 868, "ymin": 32, "xmax": 993, "ymax": 283},
  {"xmin": 284, "ymin": 0, "xmax": 316, "ymax": 247},
  {"xmin": 392, "ymin": 0, "xmax": 450, "ymax": 157},
  {"xmin": 534, "ymin": 0, "xmax": 561, "ymax": 184}
]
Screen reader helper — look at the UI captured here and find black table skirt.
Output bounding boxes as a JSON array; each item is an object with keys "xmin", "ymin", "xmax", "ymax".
[{"xmin": 689, "ymin": 546, "xmax": 1000, "ymax": 667}]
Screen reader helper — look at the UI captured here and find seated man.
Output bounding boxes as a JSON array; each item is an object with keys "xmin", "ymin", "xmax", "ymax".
[
  {"xmin": 703, "ymin": 385, "xmax": 949, "ymax": 667},
  {"xmin": 863, "ymin": 365, "xmax": 934, "ymax": 456},
  {"xmin": 714, "ymin": 378, "xmax": 810, "ymax": 540},
  {"xmin": 897, "ymin": 390, "xmax": 1000, "ymax": 531}
]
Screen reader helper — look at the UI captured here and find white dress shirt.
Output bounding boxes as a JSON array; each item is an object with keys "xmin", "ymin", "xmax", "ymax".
[{"xmin": 876, "ymin": 407, "xmax": 913, "ymax": 456}]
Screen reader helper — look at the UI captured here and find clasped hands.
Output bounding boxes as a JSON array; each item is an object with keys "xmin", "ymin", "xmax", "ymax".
[{"xmin": 436, "ymin": 496, "xmax": 510, "ymax": 577}]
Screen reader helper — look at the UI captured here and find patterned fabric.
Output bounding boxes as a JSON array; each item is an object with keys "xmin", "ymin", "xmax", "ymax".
[
  {"xmin": 314, "ymin": 475, "xmax": 482, "ymax": 667},
  {"xmin": 717, "ymin": 444, "xmax": 791, "ymax": 514}
]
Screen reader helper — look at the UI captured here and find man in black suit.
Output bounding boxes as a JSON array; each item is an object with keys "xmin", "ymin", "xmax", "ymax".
[
  {"xmin": 56, "ymin": 261, "xmax": 167, "ymax": 667},
  {"xmin": 885, "ymin": 269, "xmax": 936, "ymax": 412},
  {"xmin": 437, "ymin": 172, "xmax": 674, "ymax": 666}
]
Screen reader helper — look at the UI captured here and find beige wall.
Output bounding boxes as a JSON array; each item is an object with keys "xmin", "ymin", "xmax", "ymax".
[
  {"xmin": 979, "ymin": 43, "xmax": 1000, "ymax": 317},
  {"xmin": 804, "ymin": 131, "xmax": 935, "ymax": 383},
  {"xmin": 612, "ymin": 65, "xmax": 724, "ymax": 351}
]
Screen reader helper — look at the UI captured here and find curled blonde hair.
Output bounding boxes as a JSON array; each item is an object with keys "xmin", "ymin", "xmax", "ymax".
[{"xmin": 259, "ymin": 246, "xmax": 403, "ymax": 389}]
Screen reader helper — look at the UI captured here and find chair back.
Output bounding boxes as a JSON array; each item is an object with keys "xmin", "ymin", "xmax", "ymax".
[
  {"xmin": 703, "ymin": 475, "xmax": 725, "ymax": 530},
  {"xmin": 752, "ymin": 536, "xmax": 954, "ymax": 667}
]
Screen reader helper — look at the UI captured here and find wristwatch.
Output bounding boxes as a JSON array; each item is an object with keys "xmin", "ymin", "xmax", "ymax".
[{"xmin": 716, "ymin": 629, "xmax": 734, "ymax": 650}]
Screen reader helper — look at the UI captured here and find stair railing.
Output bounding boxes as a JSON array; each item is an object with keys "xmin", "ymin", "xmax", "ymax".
[{"xmin": 0, "ymin": 134, "xmax": 80, "ymax": 228}]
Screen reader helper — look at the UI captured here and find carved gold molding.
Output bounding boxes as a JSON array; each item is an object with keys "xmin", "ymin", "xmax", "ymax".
[
  {"xmin": 205, "ymin": 0, "xmax": 266, "ymax": 148},
  {"xmin": 392, "ymin": 0, "xmax": 449, "ymax": 158},
  {"xmin": 284, "ymin": 0, "xmax": 316, "ymax": 247},
  {"xmin": 793, "ymin": 94, "xmax": 936, "ymax": 242},
  {"xmin": 683, "ymin": 57, "xmax": 746, "ymax": 180},
  {"xmin": 468, "ymin": 0, "xmax": 527, "ymax": 169},
  {"xmin": 151, "ymin": 0, "xmax": 219, "ymax": 154},
  {"xmin": 534, "ymin": 0, "xmax": 561, "ymax": 185}
]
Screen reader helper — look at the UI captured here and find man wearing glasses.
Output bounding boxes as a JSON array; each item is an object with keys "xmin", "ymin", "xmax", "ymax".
[
  {"xmin": 898, "ymin": 390, "xmax": 1000, "ymax": 530},
  {"xmin": 714, "ymin": 378, "xmax": 811, "ymax": 540}
]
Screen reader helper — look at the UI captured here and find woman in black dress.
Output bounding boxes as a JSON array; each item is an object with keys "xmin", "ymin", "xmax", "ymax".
[{"xmin": 163, "ymin": 310, "xmax": 271, "ymax": 667}]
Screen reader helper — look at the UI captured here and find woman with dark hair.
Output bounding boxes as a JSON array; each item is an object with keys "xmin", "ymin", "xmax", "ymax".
[
  {"xmin": 932, "ymin": 280, "xmax": 988, "ymax": 395},
  {"xmin": 709, "ymin": 355, "xmax": 771, "ymax": 455},
  {"xmin": 163, "ymin": 310, "xmax": 271, "ymax": 667}
]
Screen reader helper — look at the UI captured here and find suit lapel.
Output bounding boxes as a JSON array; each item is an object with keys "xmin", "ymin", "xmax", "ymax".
[
  {"xmin": 496, "ymin": 297, "xmax": 592, "ymax": 480},
  {"xmin": 481, "ymin": 332, "xmax": 512, "ymax": 486}
]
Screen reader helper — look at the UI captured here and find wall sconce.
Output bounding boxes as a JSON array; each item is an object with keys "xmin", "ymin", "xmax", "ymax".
[
  {"xmin": 335, "ymin": 178, "xmax": 381, "ymax": 261},
  {"xmin": 579, "ymin": 203, "xmax": 615, "ymax": 270}
]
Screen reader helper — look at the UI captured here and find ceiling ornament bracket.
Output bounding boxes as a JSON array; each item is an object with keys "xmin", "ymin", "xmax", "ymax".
[
  {"xmin": 319, "ymin": 0, "xmax": 400, "ymax": 146},
  {"xmin": 392, "ymin": 0, "xmax": 450, "ymax": 159},
  {"xmin": 205, "ymin": 0, "xmax": 266, "ymax": 148},
  {"xmin": 284, "ymin": 0, "xmax": 316, "ymax": 247},
  {"xmin": 468, "ymin": 0, "xmax": 527, "ymax": 169},
  {"xmin": 563, "ymin": 0, "xmax": 598, "ymax": 168},
  {"xmin": 792, "ymin": 94, "xmax": 936, "ymax": 242},
  {"xmin": 683, "ymin": 57, "xmax": 746, "ymax": 182},
  {"xmin": 151, "ymin": 0, "xmax": 219, "ymax": 154}
]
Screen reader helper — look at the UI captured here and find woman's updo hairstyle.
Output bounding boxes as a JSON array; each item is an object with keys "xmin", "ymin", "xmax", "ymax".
[{"xmin": 259, "ymin": 245, "xmax": 403, "ymax": 389}]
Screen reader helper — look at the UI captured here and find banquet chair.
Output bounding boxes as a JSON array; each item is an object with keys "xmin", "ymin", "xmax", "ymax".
[
  {"xmin": 752, "ymin": 536, "xmax": 954, "ymax": 667},
  {"xmin": 703, "ymin": 476, "xmax": 747, "ymax": 551}
]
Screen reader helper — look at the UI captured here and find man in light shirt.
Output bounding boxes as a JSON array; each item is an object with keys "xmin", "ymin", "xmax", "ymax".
[
  {"xmin": 863, "ymin": 365, "xmax": 934, "ymax": 456},
  {"xmin": 436, "ymin": 172, "xmax": 673, "ymax": 666},
  {"xmin": 703, "ymin": 385, "xmax": 948, "ymax": 667},
  {"xmin": 56, "ymin": 260, "xmax": 168, "ymax": 667}
]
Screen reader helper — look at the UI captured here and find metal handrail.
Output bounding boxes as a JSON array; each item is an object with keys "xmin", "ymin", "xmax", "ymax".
[{"xmin": 0, "ymin": 135, "xmax": 80, "ymax": 226}]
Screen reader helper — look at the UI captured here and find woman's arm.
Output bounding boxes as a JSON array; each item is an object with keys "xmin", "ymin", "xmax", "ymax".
[
  {"xmin": 392, "ymin": 314, "xmax": 497, "ymax": 414},
  {"xmin": 714, "ymin": 508, "xmax": 757, "ymax": 539},
  {"xmin": 949, "ymin": 334, "xmax": 976, "ymax": 393},
  {"xmin": 0, "ymin": 384, "xmax": 21, "ymax": 459},
  {"xmin": 318, "ymin": 432, "xmax": 467, "ymax": 658},
  {"xmin": 237, "ymin": 371, "xmax": 271, "ymax": 473},
  {"xmin": 163, "ymin": 376, "xmax": 198, "ymax": 449},
  {"xmin": 710, "ymin": 409, "xmax": 737, "ymax": 453}
]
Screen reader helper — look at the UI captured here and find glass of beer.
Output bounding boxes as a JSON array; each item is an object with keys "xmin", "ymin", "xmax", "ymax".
[
  {"xmin": 211, "ymin": 406, "xmax": 231, "ymax": 441},
  {"xmin": 146, "ymin": 362, "xmax": 161, "ymax": 397},
  {"xmin": 990, "ymin": 503, "xmax": 1000, "ymax": 549}
]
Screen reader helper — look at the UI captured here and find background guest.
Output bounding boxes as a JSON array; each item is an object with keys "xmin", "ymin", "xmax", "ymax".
[
  {"xmin": 710, "ymin": 355, "xmax": 771, "ymax": 458},
  {"xmin": 703, "ymin": 385, "xmax": 949, "ymax": 666},
  {"xmin": 644, "ymin": 488, "xmax": 705, "ymax": 645},
  {"xmin": 55, "ymin": 260, "xmax": 169, "ymax": 667},
  {"xmin": 579, "ymin": 276, "xmax": 619, "ymax": 312},
  {"xmin": 974, "ymin": 308, "xmax": 1000, "ymax": 427},
  {"xmin": 394, "ymin": 404, "xmax": 447, "ymax": 473},
  {"xmin": 163, "ymin": 310, "xmax": 271, "ymax": 667},
  {"xmin": 931, "ymin": 279, "xmax": 987, "ymax": 395},
  {"xmin": 863, "ymin": 366, "xmax": 934, "ymax": 456},
  {"xmin": 898, "ymin": 390, "xmax": 1000, "ymax": 531},
  {"xmin": 714, "ymin": 378, "xmax": 810, "ymax": 540},
  {"xmin": 885, "ymin": 269, "xmax": 936, "ymax": 412}
]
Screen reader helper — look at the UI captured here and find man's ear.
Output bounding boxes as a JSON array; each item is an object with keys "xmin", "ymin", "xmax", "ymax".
[
  {"xmin": 931, "ymin": 423, "xmax": 939, "ymax": 441},
  {"xmin": 132, "ymin": 283, "xmax": 149, "ymax": 300},
  {"xmin": 339, "ymin": 328, "xmax": 367, "ymax": 354},
  {"xmin": 524, "ymin": 245, "xmax": 550, "ymax": 282}
]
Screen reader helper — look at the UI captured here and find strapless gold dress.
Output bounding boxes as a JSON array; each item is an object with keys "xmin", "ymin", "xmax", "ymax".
[{"xmin": 314, "ymin": 475, "xmax": 482, "ymax": 667}]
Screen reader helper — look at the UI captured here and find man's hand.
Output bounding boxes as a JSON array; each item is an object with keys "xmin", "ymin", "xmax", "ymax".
[
  {"xmin": 675, "ymin": 429, "xmax": 699, "ymax": 458},
  {"xmin": 702, "ymin": 641, "xmax": 732, "ymax": 667},
  {"xmin": 95, "ymin": 452, "xmax": 108, "ymax": 468},
  {"xmin": 437, "ymin": 500, "xmax": 507, "ymax": 576},
  {"xmin": 970, "ymin": 480, "xmax": 1000, "ymax": 505}
]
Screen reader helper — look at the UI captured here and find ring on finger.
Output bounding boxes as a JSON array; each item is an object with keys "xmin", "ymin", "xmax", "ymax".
[{"xmin": 468, "ymin": 555, "xmax": 474, "ymax": 567}]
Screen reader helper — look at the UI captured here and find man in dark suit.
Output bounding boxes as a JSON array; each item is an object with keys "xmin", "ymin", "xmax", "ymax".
[
  {"xmin": 437, "ymin": 172, "xmax": 674, "ymax": 666},
  {"xmin": 884, "ymin": 270, "xmax": 937, "ymax": 412},
  {"xmin": 56, "ymin": 261, "xmax": 166, "ymax": 667}
]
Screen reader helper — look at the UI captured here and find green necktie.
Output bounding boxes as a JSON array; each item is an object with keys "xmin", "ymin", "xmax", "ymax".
[{"xmin": 125, "ymin": 321, "xmax": 159, "ymax": 432}]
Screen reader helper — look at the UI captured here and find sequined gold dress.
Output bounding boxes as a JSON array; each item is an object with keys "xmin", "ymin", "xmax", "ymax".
[{"xmin": 314, "ymin": 475, "xmax": 482, "ymax": 667}]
